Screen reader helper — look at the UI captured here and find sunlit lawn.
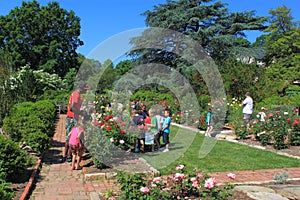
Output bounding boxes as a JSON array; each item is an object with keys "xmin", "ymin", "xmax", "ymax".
[{"xmin": 142, "ymin": 125, "xmax": 300, "ymax": 175}]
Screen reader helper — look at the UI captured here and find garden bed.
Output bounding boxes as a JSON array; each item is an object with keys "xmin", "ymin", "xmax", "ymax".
[{"xmin": 238, "ymin": 137, "xmax": 300, "ymax": 157}]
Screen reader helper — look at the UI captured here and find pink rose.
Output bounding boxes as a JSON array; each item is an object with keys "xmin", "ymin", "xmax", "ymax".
[
  {"xmin": 204, "ymin": 178, "xmax": 217, "ymax": 189},
  {"xmin": 140, "ymin": 186, "xmax": 150, "ymax": 193},
  {"xmin": 287, "ymin": 118, "xmax": 292, "ymax": 122},
  {"xmin": 197, "ymin": 173, "xmax": 203, "ymax": 179},
  {"xmin": 174, "ymin": 173, "xmax": 185, "ymax": 180},
  {"xmin": 176, "ymin": 164, "xmax": 184, "ymax": 170},
  {"xmin": 192, "ymin": 181, "xmax": 199, "ymax": 188},
  {"xmin": 190, "ymin": 177, "xmax": 197, "ymax": 182},
  {"xmin": 268, "ymin": 113, "xmax": 273, "ymax": 117},
  {"xmin": 153, "ymin": 177, "xmax": 161, "ymax": 183},
  {"xmin": 227, "ymin": 173, "xmax": 236, "ymax": 180}
]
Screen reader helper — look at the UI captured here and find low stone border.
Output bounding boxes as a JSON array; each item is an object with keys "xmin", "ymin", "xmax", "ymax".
[
  {"xmin": 19, "ymin": 157, "xmax": 42, "ymax": 200},
  {"xmin": 82, "ymin": 157, "xmax": 160, "ymax": 181}
]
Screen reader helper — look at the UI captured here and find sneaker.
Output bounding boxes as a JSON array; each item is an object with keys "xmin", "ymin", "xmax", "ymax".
[
  {"xmin": 162, "ymin": 148, "xmax": 169, "ymax": 152},
  {"xmin": 66, "ymin": 157, "xmax": 72, "ymax": 163}
]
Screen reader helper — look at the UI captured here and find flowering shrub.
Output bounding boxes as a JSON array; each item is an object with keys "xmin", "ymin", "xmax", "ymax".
[
  {"xmin": 254, "ymin": 108, "xmax": 299, "ymax": 150},
  {"xmin": 115, "ymin": 164, "xmax": 235, "ymax": 200}
]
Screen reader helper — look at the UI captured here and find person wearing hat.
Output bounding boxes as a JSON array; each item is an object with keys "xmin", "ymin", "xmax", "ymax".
[
  {"xmin": 63, "ymin": 82, "xmax": 90, "ymax": 162},
  {"xmin": 241, "ymin": 92, "xmax": 253, "ymax": 131}
]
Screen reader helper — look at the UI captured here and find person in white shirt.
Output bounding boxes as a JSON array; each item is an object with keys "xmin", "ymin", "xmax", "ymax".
[
  {"xmin": 242, "ymin": 92, "xmax": 253, "ymax": 130},
  {"xmin": 259, "ymin": 107, "xmax": 267, "ymax": 122}
]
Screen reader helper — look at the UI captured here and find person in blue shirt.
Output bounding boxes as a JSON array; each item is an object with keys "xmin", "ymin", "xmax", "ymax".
[
  {"xmin": 161, "ymin": 109, "xmax": 172, "ymax": 152},
  {"xmin": 205, "ymin": 108, "xmax": 213, "ymax": 137}
]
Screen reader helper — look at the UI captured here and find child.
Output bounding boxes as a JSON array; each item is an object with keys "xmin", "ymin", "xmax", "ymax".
[
  {"xmin": 68, "ymin": 121, "xmax": 85, "ymax": 170},
  {"xmin": 205, "ymin": 108, "xmax": 213, "ymax": 137},
  {"xmin": 129, "ymin": 109, "xmax": 145, "ymax": 152},
  {"xmin": 161, "ymin": 109, "xmax": 171, "ymax": 152},
  {"xmin": 259, "ymin": 107, "xmax": 267, "ymax": 123},
  {"xmin": 145, "ymin": 109, "xmax": 157, "ymax": 152}
]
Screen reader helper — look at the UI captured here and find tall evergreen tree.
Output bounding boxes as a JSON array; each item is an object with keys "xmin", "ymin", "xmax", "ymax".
[
  {"xmin": 140, "ymin": 0, "xmax": 268, "ymax": 62},
  {"xmin": 255, "ymin": 6, "xmax": 300, "ymax": 83}
]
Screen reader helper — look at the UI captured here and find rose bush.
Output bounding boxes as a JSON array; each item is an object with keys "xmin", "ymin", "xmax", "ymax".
[{"xmin": 115, "ymin": 164, "xmax": 235, "ymax": 200}]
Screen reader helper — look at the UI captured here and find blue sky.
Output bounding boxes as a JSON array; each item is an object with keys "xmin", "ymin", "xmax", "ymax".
[{"xmin": 0, "ymin": 0, "xmax": 299, "ymax": 58}]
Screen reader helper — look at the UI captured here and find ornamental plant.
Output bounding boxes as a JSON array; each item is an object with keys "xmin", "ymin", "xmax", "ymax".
[
  {"xmin": 254, "ymin": 108, "xmax": 299, "ymax": 149},
  {"xmin": 290, "ymin": 116, "xmax": 300, "ymax": 145},
  {"xmin": 114, "ymin": 164, "xmax": 235, "ymax": 200}
]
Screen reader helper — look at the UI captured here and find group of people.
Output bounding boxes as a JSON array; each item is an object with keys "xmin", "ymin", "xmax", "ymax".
[
  {"xmin": 63, "ymin": 82, "xmax": 90, "ymax": 170},
  {"xmin": 129, "ymin": 105, "xmax": 172, "ymax": 153},
  {"xmin": 205, "ymin": 92, "xmax": 254, "ymax": 137},
  {"xmin": 63, "ymin": 82, "xmax": 175, "ymax": 170},
  {"xmin": 63, "ymin": 80, "xmax": 257, "ymax": 168}
]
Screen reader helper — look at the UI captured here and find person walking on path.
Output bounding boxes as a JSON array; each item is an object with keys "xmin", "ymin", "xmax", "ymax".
[
  {"xmin": 205, "ymin": 108, "xmax": 213, "ymax": 137},
  {"xmin": 242, "ymin": 92, "xmax": 253, "ymax": 131},
  {"xmin": 64, "ymin": 82, "xmax": 90, "ymax": 162}
]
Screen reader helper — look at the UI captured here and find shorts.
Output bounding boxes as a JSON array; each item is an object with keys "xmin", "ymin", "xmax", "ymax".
[
  {"xmin": 66, "ymin": 116, "xmax": 76, "ymax": 142},
  {"xmin": 70, "ymin": 144, "xmax": 84, "ymax": 157},
  {"xmin": 243, "ymin": 114, "xmax": 251, "ymax": 123},
  {"xmin": 162, "ymin": 131, "xmax": 169, "ymax": 144}
]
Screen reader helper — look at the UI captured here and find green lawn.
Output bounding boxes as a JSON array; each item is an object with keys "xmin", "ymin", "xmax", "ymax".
[{"xmin": 141, "ymin": 126, "xmax": 300, "ymax": 175}]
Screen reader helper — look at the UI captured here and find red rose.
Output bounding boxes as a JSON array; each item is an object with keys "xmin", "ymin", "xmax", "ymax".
[
  {"xmin": 104, "ymin": 115, "xmax": 113, "ymax": 121},
  {"xmin": 106, "ymin": 126, "xmax": 112, "ymax": 131},
  {"xmin": 120, "ymin": 129, "xmax": 125, "ymax": 134},
  {"xmin": 99, "ymin": 121, "xmax": 104, "ymax": 126},
  {"xmin": 93, "ymin": 121, "xmax": 99, "ymax": 126}
]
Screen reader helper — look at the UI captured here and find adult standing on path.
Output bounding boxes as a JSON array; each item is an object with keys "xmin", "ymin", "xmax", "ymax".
[
  {"xmin": 64, "ymin": 82, "xmax": 90, "ymax": 162},
  {"xmin": 242, "ymin": 92, "xmax": 253, "ymax": 131}
]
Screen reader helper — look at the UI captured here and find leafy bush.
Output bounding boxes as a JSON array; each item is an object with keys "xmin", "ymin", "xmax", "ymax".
[
  {"xmin": 290, "ymin": 117, "xmax": 300, "ymax": 145},
  {"xmin": 24, "ymin": 131, "xmax": 50, "ymax": 155},
  {"xmin": 115, "ymin": 164, "xmax": 234, "ymax": 200},
  {"xmin": 274, "ymin": 171, "xmax": 290, "ymax": 184},
  {"xmin": 0, "ymin": 135, "xmax": 31, "ymax": 182},
  {"xmin": 0, "ymin": 178, "xmax": 14, "ymax": 200},
  {"xmin": 33, "ymin": 100, "xmax": 56, "ymax": 137},
  {"xmin": 85, "ymin": 125, "xmax": 115, "ymax": 168},
  {"xmin": 2, "ymin": 100, "xmax": 57, "ymax": 154},
  {"xmin": 253, "ymin": 109, "xmax": 299, "ymax": 149}
]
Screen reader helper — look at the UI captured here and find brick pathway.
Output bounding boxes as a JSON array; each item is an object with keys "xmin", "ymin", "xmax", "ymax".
[{"xmin": 28, "ymin": 114, "xmax": 300, "ymax": 199}]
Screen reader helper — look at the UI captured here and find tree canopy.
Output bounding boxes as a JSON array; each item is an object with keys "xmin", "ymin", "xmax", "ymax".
[
  {"xmin": 0, "ymin": 0, "xmax": 83, "ymax": 77},
  {"xmin": 141, "ymin": 0, "xmax": 268, "ymax": 61},
  {"xmin": 254, "ymin": 5, "xmax": 300, "ymax": 83}
]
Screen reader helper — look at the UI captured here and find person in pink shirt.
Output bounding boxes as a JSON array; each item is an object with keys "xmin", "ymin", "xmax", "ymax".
[{"xmin": 68, "ymin": 121, "xmax": 85, "ymax": 170}]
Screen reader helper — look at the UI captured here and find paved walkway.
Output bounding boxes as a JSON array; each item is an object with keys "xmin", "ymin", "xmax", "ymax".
[{"xmin": 28, "ymin": 114, "xmax": 300, "ymax": 200}]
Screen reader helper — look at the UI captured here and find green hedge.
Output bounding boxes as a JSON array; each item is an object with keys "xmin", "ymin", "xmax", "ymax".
[
  {"xmin": 2, "ymin": 100, "xmax": 57, "ymax": 153},
  {"xmin": 0, "ymin": 135, "xmax": 31, "ymax": 182}
]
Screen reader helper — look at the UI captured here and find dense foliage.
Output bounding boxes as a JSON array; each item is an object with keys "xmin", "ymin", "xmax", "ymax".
[
  {"xmin": 2, "ymin": 100, "xmax": 56, "ymax": 154},
  {"xmin": 0, "ymin": 0, "xmax": 83, "ymax": 77},
  {"xmin": 116, "ymin": 164, "xmax": 234, "ymax": 200}
]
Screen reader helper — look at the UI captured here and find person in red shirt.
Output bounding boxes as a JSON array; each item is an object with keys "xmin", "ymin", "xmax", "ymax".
[{"xmin": 63, "ymin": 82, "xmax": 90, "ymax": 162}]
